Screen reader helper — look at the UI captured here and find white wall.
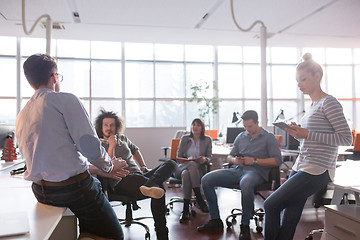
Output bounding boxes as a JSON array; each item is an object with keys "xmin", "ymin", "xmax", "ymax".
[{"xmin": 124, "ymin": 127, "xmax": 185, "ymax": 169}]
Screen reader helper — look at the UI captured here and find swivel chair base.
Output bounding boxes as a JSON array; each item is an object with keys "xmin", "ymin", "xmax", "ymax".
[
  {"xmin": 225, "ymin": 208, "xmax": 264, "ymax": 233},
  {"xmin": 114, "ymin": 201, "xmax": 152, "ymax": 240},
  {"xmin": 166, "ymin": 196, "xmax": 197, "ymax": 217}
]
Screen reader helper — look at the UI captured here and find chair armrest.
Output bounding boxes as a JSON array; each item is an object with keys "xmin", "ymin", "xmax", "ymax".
[{"xmin": 160, "ymin": 147, "xmax": 171, "ymax": 158}]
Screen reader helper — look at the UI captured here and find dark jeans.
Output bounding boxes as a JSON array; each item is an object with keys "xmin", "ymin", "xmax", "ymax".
[
  {"xmin": 264, "ymin": 170, "xmax": 331, "ymax": 240},
  {"xmin": 113, "ymin": 160, "xmax": 176, "ymax": 233},
  {"xmin": 32, "ymin": 173, "xmax": 123, "ymax": 240}
]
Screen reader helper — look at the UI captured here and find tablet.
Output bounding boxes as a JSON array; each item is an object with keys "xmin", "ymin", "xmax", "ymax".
[{"xmin": 272, "ymin": 122, "xmax": 293, "ymax": 131}]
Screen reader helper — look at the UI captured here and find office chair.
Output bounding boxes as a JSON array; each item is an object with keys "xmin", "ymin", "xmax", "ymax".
[
  {"xmin": 224, "ymin": 166, "xmax": 281, "ymax": 233},
  {"xmin": 159, "ymin": 138, "xmax": 211, "ymax": 216},
  {"xmin": 160, "ymin": 139, "xmax": 196, "ymax": 215},
  {"xmin": 160, "ymin": 130, "xmax": 191, "ymax": 159},
  {"xmin": 274, "ymin": 135, "xmax": 283, "ymax": 149},
  {"xmin": 97, "ymin": 177, "xmax": 152, "ymax": 240},
  {"xmin": 204, "ymin": 129, "xmax": 218, "ymax": 140}
]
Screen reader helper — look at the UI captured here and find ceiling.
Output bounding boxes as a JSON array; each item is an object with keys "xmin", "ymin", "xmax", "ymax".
[{"xmin": 0, "ymin": 0, "xmax": 360, "ymax": 47}]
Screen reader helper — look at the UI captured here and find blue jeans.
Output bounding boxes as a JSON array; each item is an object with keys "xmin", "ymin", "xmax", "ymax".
[
  {"xmin": 264, "ymin": 170, "xmax": 331, "ymax": 240},
  {"xmin": 201, "ymin": 167, "xmax": 264, "ymax": 224},
  {"xmin": 32, "ymin": 172, "xmax": 123, "ymax": 240}
]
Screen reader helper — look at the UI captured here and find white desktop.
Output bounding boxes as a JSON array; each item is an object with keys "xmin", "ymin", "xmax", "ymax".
[{"xmin": 0, "ymin": 158, "xmax": 77, "ymax": 240}]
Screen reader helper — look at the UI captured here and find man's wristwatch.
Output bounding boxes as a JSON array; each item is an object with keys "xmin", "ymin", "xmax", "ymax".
[{"xmin": 253, "ymin": 158, "xmax": 257, "ymax": 165}]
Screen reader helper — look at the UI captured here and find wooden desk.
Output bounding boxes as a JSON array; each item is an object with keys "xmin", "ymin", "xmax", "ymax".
[
  {"xmin": 212, "ymin": 144, "xmax": 299, "ymax": 158},
  {"xmin": 0, "ymin": 160, "xmax": 77, "ymax": 240},
  {"xmin": 331, "ymin": 160, "xmax": 360, "ymax": 206},
  {"xmin": 212, "ymin": 144, "xmax": 298, "ymax": 160},
  {"xmin": 337, "ymin": 146, "xmax": 354, "ymax": 161},
  {"xmin": 320, "ymin": 161, "xmax": 360, "ymax": 240},
  {"xmin": 212, "ymin": 144, "xmax": 232, "ymax": 157},
  {"xmin": 211, "ymin": 144, "xmax": 298, "ymax": 175},
  {"xmin": 324, "ymin": 205, "xmax": 360, "ymax": 240}
]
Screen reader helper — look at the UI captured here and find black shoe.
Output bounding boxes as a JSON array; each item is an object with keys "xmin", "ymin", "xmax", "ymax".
[
  {"xmin": 179, "ymin": 211, "xmax": 190, "ymax": 223},
  {"xmin": 197, "ymin": 201, "xmax": 209, "ymax": 213},
  {"xmin": 239, "ymin": 224, "xmax": 251, "ymax": 240},
  {"xmin": 156, "ymin": 234, "xmax": 168, "ymax": 240},
  {"xmin": 197, "ymin": 219, "xmax": 224, "ymax": 233},
  {"xmin": 156, "ymin": 227, "xmax": 169, "ymax": 240}
]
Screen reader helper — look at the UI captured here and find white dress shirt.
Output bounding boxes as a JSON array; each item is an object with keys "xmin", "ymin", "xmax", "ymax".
[{"xmin": 16, "ymin": 88, "xmax": 113, "ymax": 182}]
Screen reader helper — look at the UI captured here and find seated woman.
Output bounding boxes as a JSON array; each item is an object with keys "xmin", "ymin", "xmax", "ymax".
[{"xmin": 174, "ymin": 118, "xmax": 212, "ymax": 223}]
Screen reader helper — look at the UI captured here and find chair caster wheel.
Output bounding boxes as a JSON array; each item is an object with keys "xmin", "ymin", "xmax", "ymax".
[
  {"xmin": 145, "ymin": 232, "xmax": 150, "ymax": 240},
  {"xmin": 256, "ymin": 226, "xmax": 263, "ymax": 233},
  {"xmin": 166, "ymin": 208, "xmax": 170, "ymax": 215},
  {"xmin": 226, "ymin": 221, "xmax": 232, "ymax": 228}
]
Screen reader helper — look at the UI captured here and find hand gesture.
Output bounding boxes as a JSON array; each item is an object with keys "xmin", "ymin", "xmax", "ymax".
[
  {"xmin": 108, "ymin": 135, "xmax": 117, "ymax": 149},
  {"xmin": 108, "ymin": 157, "xmax": 129, "ymax": 181},
  {"xmin": 242, "ymin": 156, "xmax": 255, "ymax": 165},
  {"xmin": 234, "ymin": 156, "xmax": 245, "ymax": 166},
  {"xmin": 286, "ymin": 122, "xmax": 309, "ymax": 139}
]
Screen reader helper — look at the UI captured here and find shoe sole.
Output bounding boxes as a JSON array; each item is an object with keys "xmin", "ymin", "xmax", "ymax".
[{"xmin": 139, "ymin": 186, "xmax": 165, "ymax": 199}]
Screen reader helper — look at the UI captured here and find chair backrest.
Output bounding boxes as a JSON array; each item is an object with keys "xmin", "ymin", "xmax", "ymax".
[
  {"xmin": 205, "ymin": 130, "xmax": 218, "ymax": 140},
  {"xmin": 174, "ymin": 130, "xmax": 190, "ymax": 139},
  {"xmin": 275, "ymin": 135, "xmax": 283, "ymax": 149},
  {"xmin": 170, "ymin": 138, "xmax": 181, "ymax": 160},
  {"xmin": 352, "ymin": 130, "xmax": 356, "ymax": 146},
  {"xmin": 256, "ymin": 166, "xmax": 281, "ymax": 192},
  {"xmin": 354, "ymin": 133, "xmax": 360, "ymax": 152}
]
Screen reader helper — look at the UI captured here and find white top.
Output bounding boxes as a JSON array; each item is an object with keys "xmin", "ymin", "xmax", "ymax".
[
  {"xmin": 15, "ymin": 88, "xmax": 113, "ymax": 182},
  {"xmin": 292, "ymin": 95, "xmax": 352, "ymax": 180}
]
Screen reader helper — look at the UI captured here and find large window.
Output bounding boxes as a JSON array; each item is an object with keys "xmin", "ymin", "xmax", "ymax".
[{"xmin": 0, "ymin": 36, "xmax": 359, "ymax": 132}]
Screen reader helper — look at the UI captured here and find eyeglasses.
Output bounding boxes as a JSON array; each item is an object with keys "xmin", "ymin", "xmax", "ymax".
[{"xmin": 51, "ymin": 73, "xmax": 63, "ymax": 82}]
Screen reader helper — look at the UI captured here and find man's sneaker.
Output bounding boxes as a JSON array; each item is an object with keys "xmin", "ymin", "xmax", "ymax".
[
  {"xmin": 139, "ymin": 184, "xmax": 164, "ymax": 199},
  {"xmin": 239, "ymin": 224, "xmax": 251, "ymax": 240},
  {"xmin": 197, "ymin": 219, "xmax": 224, "ymax": 233}
]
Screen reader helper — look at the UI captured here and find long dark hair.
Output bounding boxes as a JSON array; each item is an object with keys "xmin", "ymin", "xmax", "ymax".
[{"xmin": 190, "ymin": 118, "xmax": 206, "ymax": 139}]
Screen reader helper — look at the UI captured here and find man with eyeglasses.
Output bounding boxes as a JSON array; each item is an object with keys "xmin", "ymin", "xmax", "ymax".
[{"xmin": 16, "ymin": 54, "xmax": 129, "ymax": 240}]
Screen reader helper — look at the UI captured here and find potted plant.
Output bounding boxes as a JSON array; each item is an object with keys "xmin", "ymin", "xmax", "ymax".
[{"xmin": 189, "ymin": 80, "xmax": 220, "ymax": 131}]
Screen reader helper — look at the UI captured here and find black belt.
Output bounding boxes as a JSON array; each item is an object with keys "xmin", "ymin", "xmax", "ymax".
[{"xmin": 34, "ymin": 171, "xmax": 89, "ymax": 187}]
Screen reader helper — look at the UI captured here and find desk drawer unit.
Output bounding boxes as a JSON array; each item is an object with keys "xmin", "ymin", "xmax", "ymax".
[{"xmin": 325, "ymin": 205, "xmax": 360, "ymax": 240}]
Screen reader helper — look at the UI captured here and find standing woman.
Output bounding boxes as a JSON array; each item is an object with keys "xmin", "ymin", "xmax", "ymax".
[
  {"xmin": 264, "ymin": 53, "xmax": 352, "ymax": 240},
  {"xmin": 174, "ymin": 118, "xmax": 212, "ymax": 223}
]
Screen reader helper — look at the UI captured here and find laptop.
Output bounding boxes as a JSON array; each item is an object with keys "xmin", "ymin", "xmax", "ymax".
[{"xmin": 0, "ymin": 211, "xmax": 30, "ymax": 237}]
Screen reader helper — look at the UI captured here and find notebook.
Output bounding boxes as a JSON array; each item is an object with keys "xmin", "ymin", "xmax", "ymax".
[{"xmin": 0, "ymin": 211, "xmax": 30, "ymax": 237}]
